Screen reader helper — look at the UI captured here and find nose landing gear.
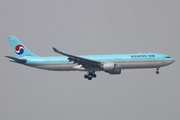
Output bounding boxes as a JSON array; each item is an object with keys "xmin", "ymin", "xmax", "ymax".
[
  {"xmin": 84, "ymin": 71, "xmax": 97, "ymax": 80},
  {"xmin": 156, "ymin": 68, "xmax": 159, "ymax": 74}
]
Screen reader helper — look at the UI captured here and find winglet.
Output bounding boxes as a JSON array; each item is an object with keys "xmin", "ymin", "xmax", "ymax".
[{"xmin": 52, "ymin": 47, "xmax": 60, "ymax": 53}]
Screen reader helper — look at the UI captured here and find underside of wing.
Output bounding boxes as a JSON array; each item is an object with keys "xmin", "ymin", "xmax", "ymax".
[{"xmin": 52, "ymin": 47, "xmax": 102, "ymax": 67}]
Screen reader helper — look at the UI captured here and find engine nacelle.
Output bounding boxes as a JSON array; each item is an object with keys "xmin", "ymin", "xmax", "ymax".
[
  {"xmin": 102, "ymin": 63, "xmax": 115, "ymax": 71},
  {"xmin": 106, "ymin": 69, "xmax": 121, "ymax": 74},
  {"xmin": 102, "ymin": 63, "xmax": 121, "ymax": 74}
]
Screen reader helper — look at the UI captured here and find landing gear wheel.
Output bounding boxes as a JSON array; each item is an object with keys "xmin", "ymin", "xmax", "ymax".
[
  {"xmin": 88, "ymin": 77, "xmax": 92, "ymax": 80},
  {"xmin": 156, "ymin": 68, "xmax": 159, "ymax": 74},
  {"xmin": 84, "ymin": 71, "xmax": 97, "ymax": 80},
  {"xmin": 89, "ymin": 71, "xmax": 97, "ymax": 78},
  {"xmin": 84, "ymin": 75, "xmax": 88, "ymax": 79},
  {"xmin": 92, "ymin": 74, "xmax": 96, "ymax": 78}
]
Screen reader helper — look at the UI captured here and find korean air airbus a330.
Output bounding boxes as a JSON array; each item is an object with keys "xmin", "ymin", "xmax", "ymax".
[{"xmin": 5, "ymin": 36, "xmax": 175, "ymax": 80}]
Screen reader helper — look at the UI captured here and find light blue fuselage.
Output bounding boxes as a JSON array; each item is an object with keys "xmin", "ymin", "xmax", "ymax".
[
  {"xmin": 21, "ymin": 53, "xmax": 174, "ymax": 71},
  {"xmin": 6, "ymin": 36, "xmax": 175, "ymax": 79}
]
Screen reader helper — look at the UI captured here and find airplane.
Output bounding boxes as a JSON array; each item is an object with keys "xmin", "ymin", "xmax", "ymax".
[{"xmin": 5, "ymin": 36, "xmax": 175, "ymax": 80}]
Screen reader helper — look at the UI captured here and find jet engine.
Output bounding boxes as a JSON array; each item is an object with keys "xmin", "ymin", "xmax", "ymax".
[
  {"xmin": 102, "ymin": 63, "xmax": 121, "ymax": 74},
  {"xmin": 102, "ymin": 62, "xmax": 115, "ymax": 71}
]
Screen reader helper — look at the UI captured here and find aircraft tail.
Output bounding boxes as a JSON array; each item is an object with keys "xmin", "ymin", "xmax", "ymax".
[{"xmin": 7, "ymin": 36, "xmax": 38, "ymax": 58}]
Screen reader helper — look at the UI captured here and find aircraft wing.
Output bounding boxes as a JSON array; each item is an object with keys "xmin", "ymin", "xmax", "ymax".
[{"xmin": 52, "ymin": 47, "xmax": 102, "ymax": 67}]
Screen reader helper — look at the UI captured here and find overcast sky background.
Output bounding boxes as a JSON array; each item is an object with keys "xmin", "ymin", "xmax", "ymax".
[{"xmin": 0, "ymin": 0, "xmax": 180, "ymax": 120}]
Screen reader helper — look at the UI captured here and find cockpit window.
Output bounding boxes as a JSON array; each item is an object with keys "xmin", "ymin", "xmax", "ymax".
[{"xmin": 166, "ymin": 56, "xmax": 171, "ymax": 58}]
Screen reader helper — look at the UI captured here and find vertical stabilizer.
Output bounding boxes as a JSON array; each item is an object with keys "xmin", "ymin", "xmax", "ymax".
[{"xmin": 7, "ymin": 36, "xmax": 38, "ymax": 58}]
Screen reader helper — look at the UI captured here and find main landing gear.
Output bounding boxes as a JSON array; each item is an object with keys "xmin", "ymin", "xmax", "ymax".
[
  {"xmin": 84, "ymin": 71, "xmax": 97, "ymax": 80},
  {"xmin": 156, "ymin": 68, "xmax": 159, "ymax": 74}
]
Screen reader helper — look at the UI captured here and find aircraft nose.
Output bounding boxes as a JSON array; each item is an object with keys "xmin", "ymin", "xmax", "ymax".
[
  {"xmin": 165, "ymin": 59, "xmax": 175, "ymax": 66},
  {"xmin": 169, "ymin": 59, "xmax": 175, "ymax": 64},
  {"xmin": 171, "ymin": 59, "xmax": 175, "ymax": 63}
]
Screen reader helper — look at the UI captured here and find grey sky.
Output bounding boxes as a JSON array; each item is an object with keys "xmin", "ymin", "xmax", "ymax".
[{"xmin": 1, "ymin": 0, "xmax": 180, "ymax": 120}]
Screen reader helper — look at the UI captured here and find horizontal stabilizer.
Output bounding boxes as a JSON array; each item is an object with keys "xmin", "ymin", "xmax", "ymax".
[{"xmin": 5, "ymin": 56, "xmax": 27, "ymax": 64}]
